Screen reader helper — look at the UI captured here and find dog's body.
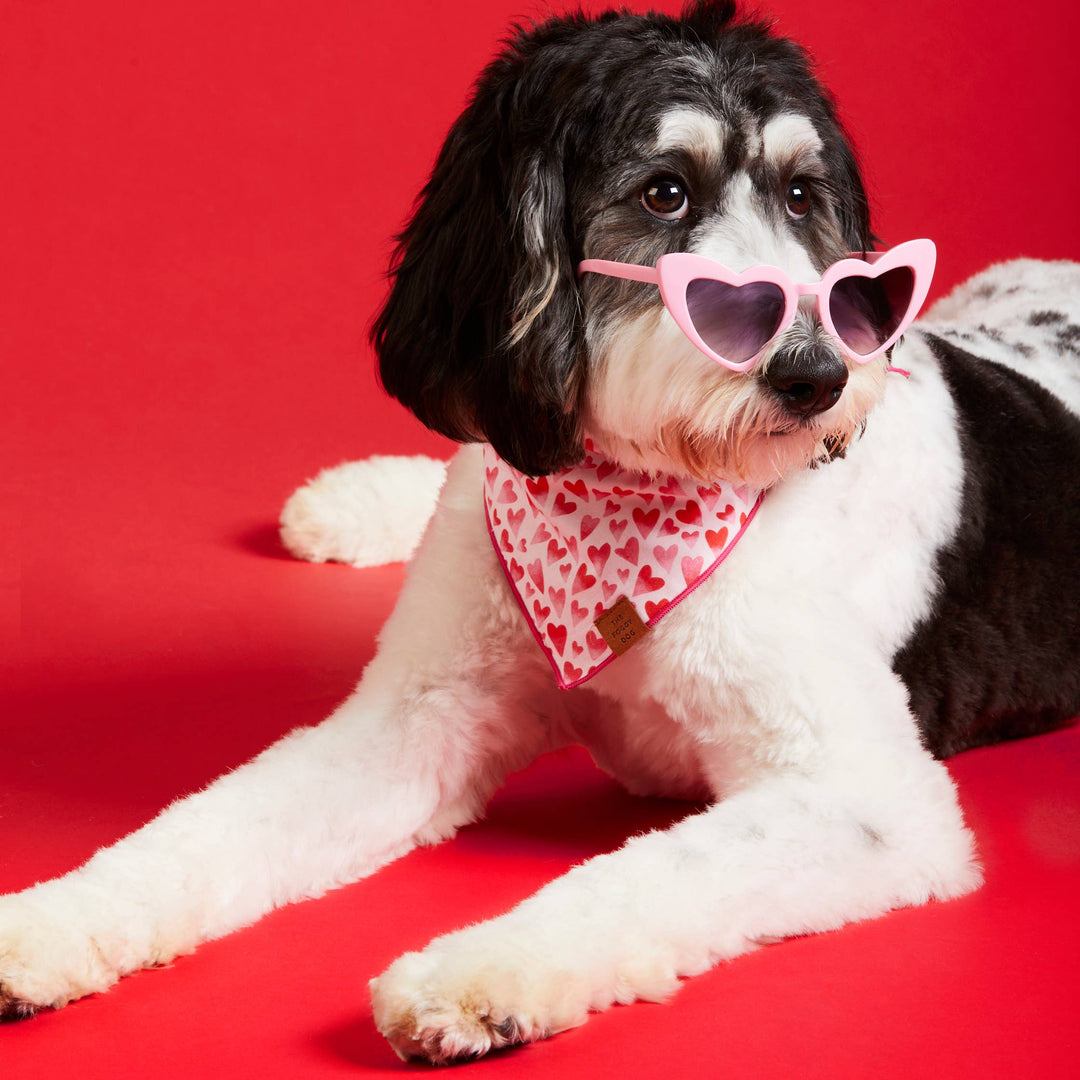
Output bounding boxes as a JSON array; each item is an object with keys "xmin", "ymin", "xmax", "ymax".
[{"xmin": 3, "ymin": 1, "xmax": 1079, "ymax": 1064}]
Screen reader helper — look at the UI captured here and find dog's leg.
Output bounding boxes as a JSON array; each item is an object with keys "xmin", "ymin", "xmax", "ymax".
[
  {"xmin": 0, "ymin": 446, "xmax": 554, "ymax": 1019},
  {"xmin": 371, "ymin": 672, "xmax": 981, "ymax": 1063}
]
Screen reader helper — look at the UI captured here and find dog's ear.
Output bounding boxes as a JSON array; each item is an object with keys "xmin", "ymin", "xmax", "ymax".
[{"xmin": 372, "ymin": 48, "xmax": 585, "ymax": 477}]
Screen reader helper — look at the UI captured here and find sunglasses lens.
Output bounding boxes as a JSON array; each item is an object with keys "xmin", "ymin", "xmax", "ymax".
[
  {"xmin": 828, "ymin": 267, "xmax": 915, "ymax": 356},
  {"xmin": 685, "ymin": 279, "xmax": 785, "ymax": 365}
]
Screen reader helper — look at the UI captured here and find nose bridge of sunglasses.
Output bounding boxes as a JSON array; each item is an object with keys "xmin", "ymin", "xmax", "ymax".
[{"xmin": 794, "ymin": 290, "xmax": 823, "ymax": 322}]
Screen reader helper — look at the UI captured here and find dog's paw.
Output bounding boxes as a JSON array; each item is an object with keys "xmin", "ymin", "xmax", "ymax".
[
  {"xmin": 280, "ymin": 456, "xmax": 447, "ymax": 568},
  {"xmin": 0, "ymin": 969, "xmax": 43, "ymax": 1023},
  {"xmin": 370, "ymin": 945, "xmax": 588, "ymax": 1064},
  {"xmin": 0, "ymin": 892, "xmax": 120, "ymax": 1021}
]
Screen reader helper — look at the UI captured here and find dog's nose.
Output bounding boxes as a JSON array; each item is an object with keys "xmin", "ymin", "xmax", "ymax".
[{"xmin": 763, "ymin": 344, "xmax": 848, "ymax": 417}]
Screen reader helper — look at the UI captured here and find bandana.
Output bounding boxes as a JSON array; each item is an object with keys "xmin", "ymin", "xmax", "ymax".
[{"xmin": 483, "ymin": 441, "xmax": 763, "ymax": 689}]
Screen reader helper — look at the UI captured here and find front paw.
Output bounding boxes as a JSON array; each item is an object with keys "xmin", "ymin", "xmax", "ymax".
[
  {"xmin": 370, "ymin": 940, "xmax": 588, "ymax": 1064},
  {"xmin": 0, "ymin": 891, "xmax": 120, "ymax": 1021}
]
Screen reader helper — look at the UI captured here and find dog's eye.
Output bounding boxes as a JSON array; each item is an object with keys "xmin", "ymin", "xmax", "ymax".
[
  {"xmin": 641, "ymin": 178, "xmax": 689, "ymax": 220},
  {"xmin": 785, "ymin": 179, "xmax": 812, "ymax": 219}
]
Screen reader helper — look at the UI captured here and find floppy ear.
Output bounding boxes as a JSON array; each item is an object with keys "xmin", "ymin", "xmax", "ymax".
[{"xmin": 372, "ymin": 48, "xmax": 586, "ymax": 477}]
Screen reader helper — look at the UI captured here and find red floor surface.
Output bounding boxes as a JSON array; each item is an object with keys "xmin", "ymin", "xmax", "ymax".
[{"xmin": 5, "ymin": 1, "xmax": 1080, "ymax": 1077}]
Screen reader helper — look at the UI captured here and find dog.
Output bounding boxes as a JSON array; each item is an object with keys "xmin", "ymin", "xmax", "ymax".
[{"xmin": 3, "ymin": 0, "xmax": 1079, "ymax": 1064}]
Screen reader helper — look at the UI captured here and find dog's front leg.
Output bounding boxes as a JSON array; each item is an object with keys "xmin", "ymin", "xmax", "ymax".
[
  {"xmin": 0, "ymin": 446, "xmax": 555, "ymax": 1019},
  {"xmin": 371, "ymin": 712, "xmax": 981, "ymax": 1063}
]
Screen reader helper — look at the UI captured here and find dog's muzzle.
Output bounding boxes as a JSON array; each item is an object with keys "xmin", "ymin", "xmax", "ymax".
[{"xmin": 763, "ymin": 339, "xmax": 848, "ymax": 418}]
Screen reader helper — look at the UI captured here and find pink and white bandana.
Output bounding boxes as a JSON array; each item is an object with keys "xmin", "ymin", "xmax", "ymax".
[{"xmin": 483, "ymin": 440, "xmax": 764, "ymax": 689}]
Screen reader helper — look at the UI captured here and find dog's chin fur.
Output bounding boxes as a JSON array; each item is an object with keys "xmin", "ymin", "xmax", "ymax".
[{"xmin": 584, "ymin": 305, "xmax": 889, "ymax": 488}]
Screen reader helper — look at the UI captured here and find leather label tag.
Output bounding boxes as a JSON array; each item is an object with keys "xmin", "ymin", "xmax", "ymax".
[{"xmin": 594, "ymin": 595, "xmax": 651, "ymax": 656}]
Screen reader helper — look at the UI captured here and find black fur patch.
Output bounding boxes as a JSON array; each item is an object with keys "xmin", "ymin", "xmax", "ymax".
[
  {"xmin": 1028, "ymin": 310, "xmax": 1066, "ymax": 327},
  {"xmin": 893, "ymin": 333, "xmax": 1080, "ymax": 757},
  {"xmin": 0, "ymin": 987, "xmax": 40, "ymax": 1022},
  {"xmin": 1054, "ymin": 323, "xmax": 1080, "ymax": 357}
]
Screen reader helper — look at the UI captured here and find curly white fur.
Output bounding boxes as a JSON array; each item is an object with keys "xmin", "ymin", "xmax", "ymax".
[{"xmin": 279, "ymin": 455, "xmax": 447, "ymax": 567}]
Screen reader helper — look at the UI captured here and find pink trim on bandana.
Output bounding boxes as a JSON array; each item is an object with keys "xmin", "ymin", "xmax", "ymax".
[{"xmin": 484, "ymin": 441, "xmax": 764, "ymax": 689}]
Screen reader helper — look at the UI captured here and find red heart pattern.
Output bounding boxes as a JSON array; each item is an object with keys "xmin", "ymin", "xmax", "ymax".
[
  {"xmin": 675, "ymin": 501, "xmax": 702, "ymax": 526},
  {"xmin": 705, "ymin": 527, "xmax": 729, "ymax": 551},
  {"xmin": 681, "ymin": 555, "xmax": 704, "ymax": 585},
  {"xmin": 614, "ymin": 537, "xmax": 639, "ymax": 565},
  {"xmin": 484, "ymin": 441, "xmax": 762, "ymax": 689},
  {"xmin": 587, "ymin": 543, "xmax": 611, "ymax": 574},
  {"xmin": 653, "ymin": 544, "xmax": 678, "ymax": 574},
  {"xmin": 552, "ymin": 492, "xmax": 577, "ymax": 516},
  {"xmin": 633, "ymin": 565, "xmax": 665, "ymax": 596},
  {"xmin": 572, "ymin": 563, "xmax": 597, "ymax": 594},
  {"xmin": 586, "ymin": 629, "xmax": 608, "ymax": 659},
  {"xmin": 633, "ymin": 506, "xmax": 660, "ymax": 537},
  {"xmin": 527, "ymin": 559, "xmax": 544, "ymax": 591}
]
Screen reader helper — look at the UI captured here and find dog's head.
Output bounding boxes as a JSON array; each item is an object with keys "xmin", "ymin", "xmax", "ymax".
[{"xmin": 373, "ymin": 0, "xmax": 882, "ymax": 487}]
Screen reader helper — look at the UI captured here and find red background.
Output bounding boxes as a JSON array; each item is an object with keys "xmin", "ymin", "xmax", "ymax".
[{"xmin": 4, "ymin": 1, "xmax": 1079, "ymax": 1076}]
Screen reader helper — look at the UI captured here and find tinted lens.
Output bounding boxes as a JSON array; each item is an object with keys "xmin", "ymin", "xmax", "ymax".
[
  {"xmin": 828, "ymin": 266, "xmax": 915, "ymax": 356},
  {"xmin": 685, "ymin": 278, "xmax": 785, "ymax": 365}
]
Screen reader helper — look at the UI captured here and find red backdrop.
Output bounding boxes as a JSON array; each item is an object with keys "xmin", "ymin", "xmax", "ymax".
[{"xmin": 4, "ymin": 2, "xmax": 1079, "ymax": 1077}]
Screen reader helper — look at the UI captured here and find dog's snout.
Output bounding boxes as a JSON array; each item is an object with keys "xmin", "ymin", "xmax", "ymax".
[{"xmin": 764, "ymin": 343, "xmax": 848, "ymax": 418}]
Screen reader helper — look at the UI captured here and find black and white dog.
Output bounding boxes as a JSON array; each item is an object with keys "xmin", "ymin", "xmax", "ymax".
[{"xmin": 3, "ymin": 0, "xmax": 1079, "ymax": 1064}]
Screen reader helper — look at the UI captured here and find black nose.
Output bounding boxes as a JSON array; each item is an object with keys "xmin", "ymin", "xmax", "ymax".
[{"xmin": 763, "ymin": 343, "xmax": 848, "ymax": 418}]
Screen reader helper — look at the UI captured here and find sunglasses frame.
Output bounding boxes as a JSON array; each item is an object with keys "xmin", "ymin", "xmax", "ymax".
[{"xmin": 577, "ymin": 238, "xmax": 936, "ymax": 372}]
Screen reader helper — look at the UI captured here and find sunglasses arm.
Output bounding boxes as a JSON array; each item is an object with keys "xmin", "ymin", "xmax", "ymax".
[
  {"xmin": 845, "ymin": 250, "xmax": 886, "ymax": 264},
  {"xmin": 577, "ymin": 259, "xmax": 660, "ymax": 284}
]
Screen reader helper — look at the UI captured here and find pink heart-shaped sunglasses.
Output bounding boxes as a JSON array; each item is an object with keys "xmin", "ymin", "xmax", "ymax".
[{"xmin": 578, "ymin": 238, "xmax": 936, "ymax": 372}]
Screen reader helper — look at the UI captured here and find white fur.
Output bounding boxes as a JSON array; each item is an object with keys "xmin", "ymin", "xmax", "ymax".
[
  {"xmin": 920, "ymin": 258, "xmax": 1080, "ymax": 413},
  {"xmin": 654, "ymin": 107, "xmax": 726, "ymax": 163},
  {"xmin": 279, "ymin": 455, "xmax": 447, "ymax": 566},
  {"xmin": 697, "ymin": 171, "xmax": 814, "ymax": 273},
  {"xmin": 760, "ymin": 112, "xmax": 823, "ymax": 165}
]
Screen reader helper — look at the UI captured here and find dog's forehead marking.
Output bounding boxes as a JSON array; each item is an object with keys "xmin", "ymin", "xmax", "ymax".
[
  {"xmin": 653, "ymin": 107, "xmax": 726, "ymax": 161},
  {"xmin": 759, "ymin": 113, "xmax": 823, "ymax": 164},
  {"xmin": 695, "ymin": 171, "xmax": 818, "ymax": 280}
]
